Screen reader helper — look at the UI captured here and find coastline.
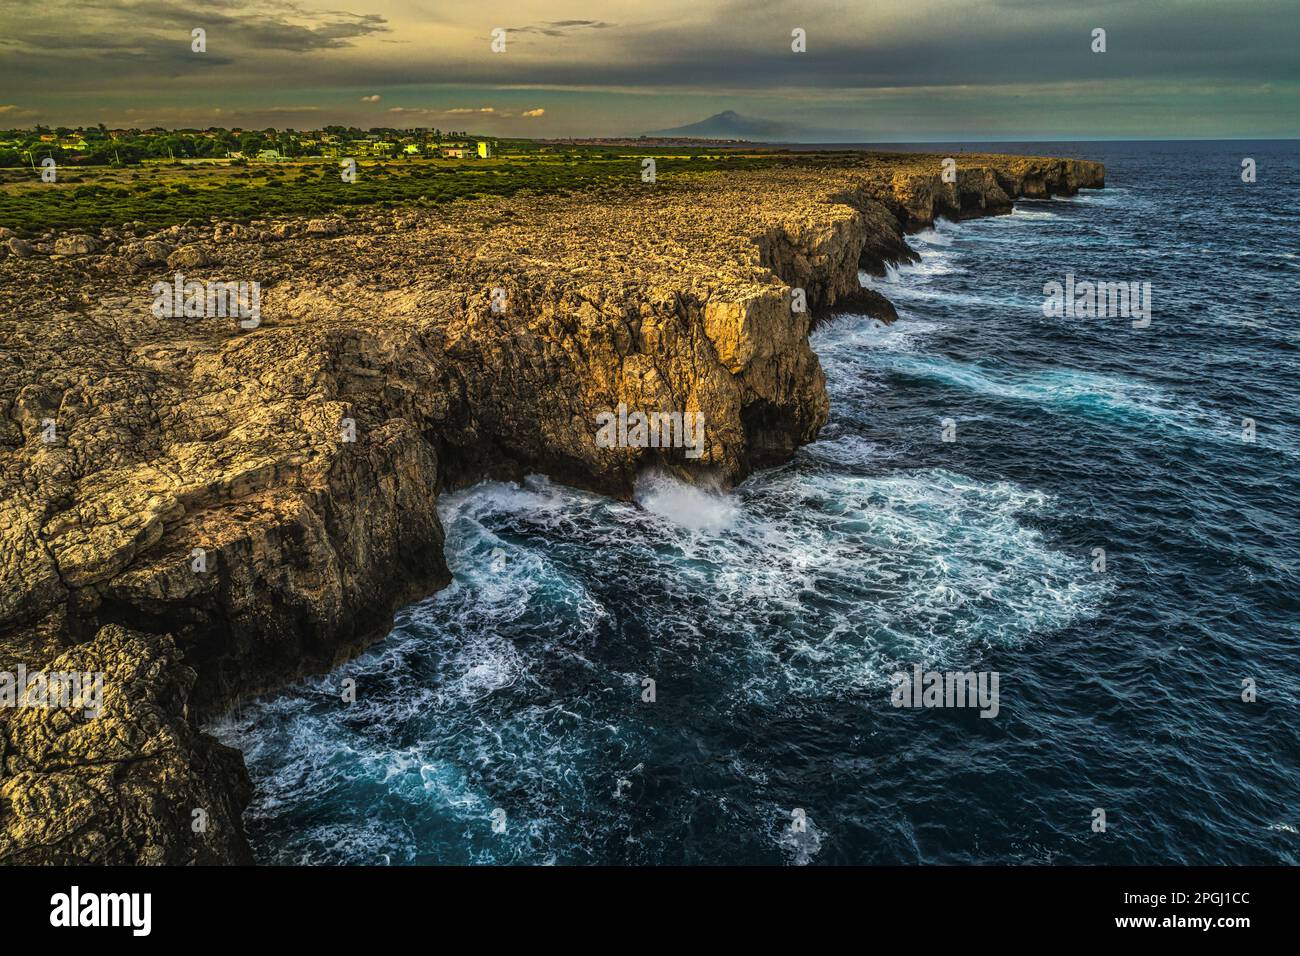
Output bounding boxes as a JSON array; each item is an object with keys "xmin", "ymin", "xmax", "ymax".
[{"xmin": 0, "ymin": 153, "xmax": 1104, "ymax": 864}]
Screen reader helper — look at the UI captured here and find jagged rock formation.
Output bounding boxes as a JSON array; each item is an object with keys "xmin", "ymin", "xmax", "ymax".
[
  {"xmin": 0, "ymin": 153, "xmax": 1103, "ymax": 863},
  {"xmin": 0, "ymin": 625, "xmax": 251, "ymax": 864}
]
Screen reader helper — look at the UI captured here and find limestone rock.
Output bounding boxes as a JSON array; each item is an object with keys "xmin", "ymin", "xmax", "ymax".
[
  {"xmin": 0, "ymin": 625, "xmax": 252, "ymax": 865},
  {"xmin": 306, "ymin": 218, "xmax": 341, "ymax": 237},
  {"xmin": 166, "ymin": 244, "xmax": 210, "ymax": 269},
  {"xmin": 53, "ymin": 235, "xmax": 99, "ymax": 257},
  {"xmin": 123, "ymin": 240, "xmax": 172, "ymax": 265}
]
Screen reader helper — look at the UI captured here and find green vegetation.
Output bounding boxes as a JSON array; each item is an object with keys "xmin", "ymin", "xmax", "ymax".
[
  {"xmin": 0, "ymin": 148, "xmax": 794, "ymax": 235},
  {"xmin": 0, "ymin": 125, "xmax": 484, "ymax": 168}
]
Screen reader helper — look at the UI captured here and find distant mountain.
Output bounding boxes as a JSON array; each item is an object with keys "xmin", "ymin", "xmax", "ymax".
[{"xmin": 642, "ymin": 111, "xmax": 797, "ymax": 141}]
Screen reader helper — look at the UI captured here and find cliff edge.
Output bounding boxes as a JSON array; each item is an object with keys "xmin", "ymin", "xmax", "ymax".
[{"xmin": 0, "ymin": 153, "xmax": 1103, "ymax": 863}]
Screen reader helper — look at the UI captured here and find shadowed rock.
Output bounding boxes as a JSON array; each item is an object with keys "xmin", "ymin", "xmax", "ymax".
[{"xmin": 0, "ymin": 624, "xmax": 251, "ymax": 864}]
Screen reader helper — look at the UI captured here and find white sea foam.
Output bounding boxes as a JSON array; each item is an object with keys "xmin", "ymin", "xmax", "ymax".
[
  {"xmin": 882, "ymin": 353, "xmax": 1165, "ymax": 407},
  {"xmin": 813, "ymin": 312, "xmax": 937, "ymax": 355},
  {"xmin": 802, "ymin": 432, "xmax": 881, "ymax": 466},
  {"xmin": 911, "ymin": 225, "xmax": 955, "ymax": 247},
  {"xmin": 888, "ymin": 253, "xmax": 961, "ymax": 281},
  {"xmin": 870, "ymin": 352, "xmax": 1242, "ymax": 444},
  {"xmin": 430, "ymin": 466, "xmax": 1105, "ymax": 697},
  {"xmin": 634, "ymin": 470, "xmax": 739, "ymax": 531},
  {"xmin": 426, "ymin": 469, "xmax": 1102, "ymax": 707},
  {"xmin": 1005, "ymin": 206, "xmax": 1060, "ymax": 221},
  {"xmin": 875, "ymin": 283, "xmax": 1031, "ymax": 311}
]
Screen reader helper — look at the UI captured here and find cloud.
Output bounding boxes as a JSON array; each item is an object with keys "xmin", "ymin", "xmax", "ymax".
[
  {"xmin": 0, "ymin": 0, "xmax": 390, "ymax": 92},
  {"xmin": 0, "ymin": 1, "xmax": 1294, "ymax": 136},
  {"xmin": 386, "ymin": 106, "xmax": 498, "ymax": 117},
  {"xmin": 504, "ymin": 20, "xmax": 613, "ymax": 39},
  {"xmin": 360, "ymin": 94, "xmax": 381, "ymax": 102},
  {"xmin": 380, "ymin": 103, "xmax": 538, "ymax": 123},
  {"xmin": 245, "ymin": 105, "xmax": 323, "ymax": 114}
]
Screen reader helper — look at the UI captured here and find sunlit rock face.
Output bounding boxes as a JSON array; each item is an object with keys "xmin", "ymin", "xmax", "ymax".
[{"xmin": 0, "ymin": 152, "xmax": 1103, "ymax": 863}]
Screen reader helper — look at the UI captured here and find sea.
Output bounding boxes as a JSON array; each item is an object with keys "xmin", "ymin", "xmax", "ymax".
[{"xmin": 211, "ymin": 140, "xmax": 1299, "ymax": 865}]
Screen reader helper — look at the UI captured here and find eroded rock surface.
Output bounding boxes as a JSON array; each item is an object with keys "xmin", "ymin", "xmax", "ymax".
[
  {"xmin": 0, "ymin": 624, "xmax": 251, "ymax": 864},
  {"xmin": 0, "ymin": 153, "xmax": 1103, "ymax": 863}
]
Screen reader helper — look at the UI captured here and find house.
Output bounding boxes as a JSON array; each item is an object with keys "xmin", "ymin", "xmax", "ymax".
[
  {"xmin": 439, "ymin": 145, "xmax": 468, "ymax": 159},
  {"xmin": 476, "ymin": 140, "xmax": 493, "ymax": 158},
  {"xmin": 256, "ymin": 149, "xmax": 284, "ymax": 161}
]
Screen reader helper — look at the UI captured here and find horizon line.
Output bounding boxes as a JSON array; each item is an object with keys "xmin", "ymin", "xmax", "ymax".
[{"xmin": 3, "ymin": 126, "xmax": 1297, "ymax": 144}]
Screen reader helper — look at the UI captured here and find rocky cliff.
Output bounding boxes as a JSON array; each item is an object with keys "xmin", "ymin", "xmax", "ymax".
[
  {"xmin": 0, "ymin": 625, "xmax": 251, "ymax": 863},
  {"xmin": 0, "ymin": 153, "xmax": 1103, "ymax": 863}
]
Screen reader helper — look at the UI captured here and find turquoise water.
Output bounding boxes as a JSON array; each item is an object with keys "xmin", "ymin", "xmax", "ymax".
[{"xmin": 213, "ymin": 141, "xmax": 1300, "ymax": 865}]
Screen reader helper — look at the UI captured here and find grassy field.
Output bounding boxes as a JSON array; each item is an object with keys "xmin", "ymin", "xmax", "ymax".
[{"xmin": 0, "ymin": 147, "xmax": 804, "ymax": 235}]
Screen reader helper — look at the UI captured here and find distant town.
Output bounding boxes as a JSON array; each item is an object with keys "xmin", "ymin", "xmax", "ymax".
[{"xmin": 0, "ymin": 126, "xmax": 503, "ymax": 167}]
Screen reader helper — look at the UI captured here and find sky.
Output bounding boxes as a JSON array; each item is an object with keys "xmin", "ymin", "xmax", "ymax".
[{"xmin": 1, "ymin": 0, "xmax": 1296, "ymax": 140}]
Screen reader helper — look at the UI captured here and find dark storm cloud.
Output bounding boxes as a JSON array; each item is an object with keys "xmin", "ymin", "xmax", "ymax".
[
  {"xmin": 0, "ymin": 0, "xmax": 388, "ymax": 87},
  {"xmin": 106, "ymin": 0, "xmax": 386, "ymax": 48}
]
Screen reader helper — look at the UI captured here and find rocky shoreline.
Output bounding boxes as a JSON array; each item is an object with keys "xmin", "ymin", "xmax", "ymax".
[{"xmin": 0, "ymin": 153, "xmax": 1103, "ymax": 864}]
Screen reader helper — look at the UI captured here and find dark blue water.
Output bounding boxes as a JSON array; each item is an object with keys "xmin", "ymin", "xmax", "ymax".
[{"xmin": 213, "ymin": 141, "xmax": 1300, "ymax": 865}]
